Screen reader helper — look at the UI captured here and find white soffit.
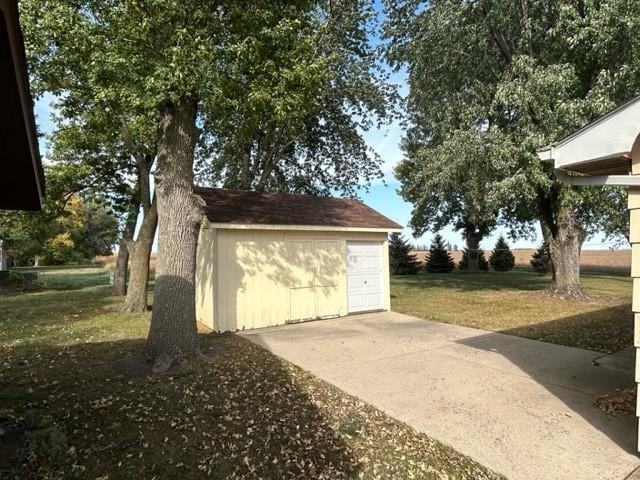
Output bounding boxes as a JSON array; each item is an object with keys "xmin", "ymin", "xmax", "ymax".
[{"xmin": 538, "ymin": 95, "xmax": 640, "ymax": 172}]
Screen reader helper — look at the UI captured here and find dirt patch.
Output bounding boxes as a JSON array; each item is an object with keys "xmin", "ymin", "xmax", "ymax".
[{"xmin": 110, "ymin": 352, "xmax": 153, "ymax": 378}]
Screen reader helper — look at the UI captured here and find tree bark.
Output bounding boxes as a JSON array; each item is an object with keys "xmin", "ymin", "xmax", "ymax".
[
  {"xmin": 112, "ymin": 201, "xmax": 139, "ymax": 296},
  {"xmin": 538, "ymin": 188, "xmax": 586, "ymax": 298},
  {"xmin": 146, "ymin": 97, "xmax": 202, "ymax": 371},
  {"xmin": 121, "ymin": 151, "xmax": 156, "ymax": 312},
  {"xmin": 547, "ymin": 232, "xmax": 583, "ymax": 297},
  {"xmin": 464, "ymin": 230, "xmax": 482, "ymax": 272},
  {"xmin": 122, "ymin": 199, "xmax": 157, "ymax": 312}
]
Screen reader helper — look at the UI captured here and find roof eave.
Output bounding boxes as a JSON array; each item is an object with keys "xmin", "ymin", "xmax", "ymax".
[
  {"xmin": 205, "ymin": 222, "xmax": 402, "ymax": 233},
  {"xmin": 0, "ymin": 0, "xmax": 44, "ymax": 211}
]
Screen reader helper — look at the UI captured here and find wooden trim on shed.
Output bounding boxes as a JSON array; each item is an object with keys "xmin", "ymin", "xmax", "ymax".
[{"xmin": 208, "ymin": 222, "xmax": 402, "ymax": 233}]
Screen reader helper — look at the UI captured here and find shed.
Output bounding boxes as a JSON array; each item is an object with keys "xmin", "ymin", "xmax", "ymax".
[{"xmin": 194, "ymin": 187, "xmax": 402, "ymax": 332}]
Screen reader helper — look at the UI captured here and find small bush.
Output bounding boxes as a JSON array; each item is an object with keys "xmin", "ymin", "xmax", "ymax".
[
  {"xmin": 458, "ymin": 248, "xmax": 489, "ymax": 271},
  {"xmin": 425, "ymin": 234, "xmax": 455, "ymax": 273},
  {"xmin": 489, "ymin": 236, "xmax": 515, "ymax": 272},
  {"xmin": 21, "ymin": 414, "xmax": 68, "ymax": 461},
  {"xmin": 530, "ymin": 243, "xmax": 551, "ymax": 274},
  {"xmin": 389, "ymin": 233, "xmax": 420, "ymax": 275},
  {"xmin": 0, "ymin": 271, "xmax": 30, "ymax": 285}
]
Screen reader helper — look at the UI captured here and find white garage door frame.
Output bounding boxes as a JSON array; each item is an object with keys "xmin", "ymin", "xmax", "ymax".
[{"xmin": 346, "ymin": 240, "xmax": 384, "ymax": 314}]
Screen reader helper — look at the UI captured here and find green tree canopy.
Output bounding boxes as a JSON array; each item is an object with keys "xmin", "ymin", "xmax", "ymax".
[
  {"xmin": 384, "ymin": 0, "xmax": 639, "ymax": 295},
  {"xmin": 489, "ymin": 236, "xmax": 515, "ymax": 272},
  {"xmin": 389, "ymin": 233, "xmax": 420, "ymax": 274},
  {"xmin": 425, "ymin": 234, "xmax": 455, "ymax": 273},
  {"xmin": 194, "ymin": 1, "xmax": 396, "ymax": 195},
  {"xmin": 0, "ymin": 181, "xmax": 118, "ymax": 266},
  {"xmin": 530, "ymin": 243, "xmax": 551, "ymax": 275}
]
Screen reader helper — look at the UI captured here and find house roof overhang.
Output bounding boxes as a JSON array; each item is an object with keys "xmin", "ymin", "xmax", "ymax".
[
  {"xmin": 537, "ymin": 95, "xmax": 640, "ymax": 176},
  {"xmin": 0, "ymin": 0, "xmax": 44, "ymax": 211}
]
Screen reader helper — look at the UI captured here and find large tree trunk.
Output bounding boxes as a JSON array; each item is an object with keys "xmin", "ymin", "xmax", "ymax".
[
  {"xmin": 547, "ymin": 232, "xmax": 583, "ymax": 296},
  {"xmin": 122, "ymin": 199, "xmax": 157, "ymax": 312},
  {"xmin": 464, "ymin": 230, "xmax": 482, "ymax": 272},
  {"xmin": 538, "ymin": 187, "xmax": 586, "ymax": 298},
  {"xmin": 113, "ymin": 202, "xmax": 139, "ymax": 296},
  {"xmin": 147, "ymin": 97, "xmax": 202, "ymax": 371}
]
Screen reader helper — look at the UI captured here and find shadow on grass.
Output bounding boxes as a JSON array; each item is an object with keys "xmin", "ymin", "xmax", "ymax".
[
  {"xmin": 0, "ymin": 333, "xmax": 360, "ymax": 479},
  {"xmin": 393, "ymin": 269, "xmax": 630, "ymax": 293},
  {"xmin": 456, "ymin": 307, "xmax": 637, "ymax": 455},
  {"xmin": 393, "ymin": 270, "xmax": 551, "ymax": 292},
  {"xmin": 499, "ymin": 304, "xmax": 634, "ymax": 354}
]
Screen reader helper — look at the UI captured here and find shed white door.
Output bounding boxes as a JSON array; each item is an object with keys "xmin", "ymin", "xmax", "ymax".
[{"xmin": 347, "ymin": 241, "xmax": 383, "ymax": 313}]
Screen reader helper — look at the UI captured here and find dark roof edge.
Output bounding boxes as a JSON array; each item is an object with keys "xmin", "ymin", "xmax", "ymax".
[
  {"xmin": 5, "ymin": 0, "xmax": 44, "ymax": 204},
  {"xmin": 348, "ymin": 197, "xmax": 403, "ymax": 230}
]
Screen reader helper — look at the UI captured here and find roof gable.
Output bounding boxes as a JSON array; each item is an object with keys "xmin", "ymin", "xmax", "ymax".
[{"xmin": 194, "ymin": 187, "xmax": 402, "ymax": 231}]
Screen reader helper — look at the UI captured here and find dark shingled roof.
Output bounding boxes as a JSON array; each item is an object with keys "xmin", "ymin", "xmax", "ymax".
[{"xmin": 194, "ymin": 187, "xmax": 402, "ymax": 230}]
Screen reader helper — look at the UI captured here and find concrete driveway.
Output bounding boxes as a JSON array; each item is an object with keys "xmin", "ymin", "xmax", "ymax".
[{"xmin": 240, "ymin": 311, "xmax": 639, "ymax": 480}]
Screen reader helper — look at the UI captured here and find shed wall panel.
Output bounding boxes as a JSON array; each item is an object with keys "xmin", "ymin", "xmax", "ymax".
[
  {"xmin": 195, "ymin": 226, "xmax": 215, "ymax": 329},
  {"xmin": 199, "ymin": 229, "xmax": 388, "ymax": 331}
]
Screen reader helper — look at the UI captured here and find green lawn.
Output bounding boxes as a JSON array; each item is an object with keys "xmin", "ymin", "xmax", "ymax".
[
  {"xmin": 0, "ymin": 270, "xmax": 501, "ymax": 479},
  {"xmin": 391, "ymin": 269, "xmax": 633, "ymax": 354}
]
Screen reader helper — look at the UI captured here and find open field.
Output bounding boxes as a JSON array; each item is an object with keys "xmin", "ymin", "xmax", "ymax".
[
  {"xmin": 391, "ymin": 270, "xmax": 633, "ymax": 354},
  {"xmin": 411, "ymin": 249, "xmax": 633, "ymax": 273},
  {"xmin": 0, "ymin": 270, "xmax": 501, "ymax": 479}
]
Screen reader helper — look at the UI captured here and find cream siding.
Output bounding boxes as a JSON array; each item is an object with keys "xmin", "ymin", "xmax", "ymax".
[
  {"xmin": 631, "ymin": 148, "xmax": 640, "ymax": 448},
  {"xmin": 195, "ymin": 227, "xmax": 390, "ymax": 332},
  {"xmin": 195, "ymin": 224, "xmax": 216, "ymax": 329}
]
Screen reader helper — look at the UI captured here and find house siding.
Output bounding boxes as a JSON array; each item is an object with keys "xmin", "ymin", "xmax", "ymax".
[{"xmin": 631, "ymin": 143, "xmax": 640, "ymax": 450}]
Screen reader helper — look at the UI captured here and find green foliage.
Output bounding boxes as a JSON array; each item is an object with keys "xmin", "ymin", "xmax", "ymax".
[
  {"xmin": 530, "ymin": 243, "xmax": 551, "ymax": 275},
  {"xmin": 0, "ymin": 271, "xmax": 31, "ymax": 286},
  {"xmin": 23, "ymin": 0, "xmax": 395, "ymax": 200},
  {"xmin": 196, "ymin": 1, "xmax": 397, "ymax": 195},
  {"xmin": 389, "ymin": 233, "xmax": 420, "ymax": 275},
  {"xmin": 0, "ymin": 190, "xmax": 119, "ymax": 266},
  {"xmin": 394, "ymin": 128, "xmax": 506, "ymax": 242},
  {"xmin": 22, "ymin": 414, "xmax": 68, "ymax": 461},
  {"xmin": 425, "ymin": 234, "xmax": 455, "ymax": 273},
  {"xmin": 459, "ymin": 249, "xmax": 489, "ymax": 272},
  {"xmin": 489, "ymin": 236, "xmax": 515, "ymax": 272},
  {"xmin": 383, "ymin": 0, "xmax": 639, "ymax": 243}
]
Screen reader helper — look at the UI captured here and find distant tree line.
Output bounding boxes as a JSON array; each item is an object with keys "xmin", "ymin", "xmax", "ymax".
[{"xmin": 389, "ymin": 233, "xmax": 518, "ymax": 274}]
